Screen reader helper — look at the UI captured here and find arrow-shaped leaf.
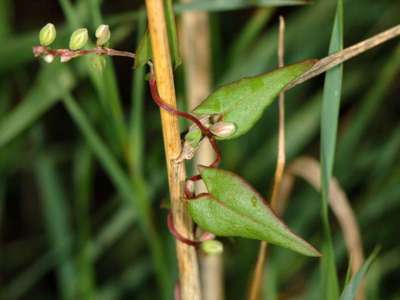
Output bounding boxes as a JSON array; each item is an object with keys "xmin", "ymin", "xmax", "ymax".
[
  {"xmin": 188, "ymin": 166, "xmax": 320, "ymax": 257},
  {"xmin": 193, "ymin": 60, "xmax": 316, "ymax": 139}
]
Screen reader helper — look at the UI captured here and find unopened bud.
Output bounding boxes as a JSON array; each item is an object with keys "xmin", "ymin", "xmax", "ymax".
[
  {"xmin": 184, "ymin": 128, "xmax": 202, "ymax": 148},
  {"xmin": 39, "ymin": 23, "xmax": 56, "ymax": 46},
  {"xmin": 185, "ymin": 180, "xmax": 195, "ymax": 196},
  {"xmin": 43, "ymin": 54, "xmax": 54, "ymax": 63},
  {"xmin": 201, "ymin": 240, "xmax": 223, "ymax": 255},
  {"xmin": 95, "ymin": 24, "xmax": 111, "ymax": 46},
  {"xmin": 69, "ymin": 28, "xmax": 88, "ymax": 50},
  {"xmin": 91, "ymin": 56, "xmax": 106, "ymax": 73},
  {"xmin": 210, "ymin": 121, "xmax": 236, "ymax": 138}
]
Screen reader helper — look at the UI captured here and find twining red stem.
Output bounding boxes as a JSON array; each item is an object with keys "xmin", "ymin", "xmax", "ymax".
[
  {"xmin": 149, "ymin": 76, "xmax": 222, "ymax": 169},
  {"xmin": 167, "ymin": 212, "xmax": 214, "ymax": 247},
  {"xmin": 208, "ymin": 137, "xmax": 221, "ymax": 168},
  {"xmin": 167, "ymin": 212, "xmax": 200, "ymax": 246},
  {"xmin": 149, "ymin": 77, "xmax": 211, "ymax": 135}
]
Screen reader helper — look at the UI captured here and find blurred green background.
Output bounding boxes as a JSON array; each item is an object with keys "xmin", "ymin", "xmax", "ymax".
[{"xmin": 0, "ymin": 0, "xmax": 399, "ymax": 299}]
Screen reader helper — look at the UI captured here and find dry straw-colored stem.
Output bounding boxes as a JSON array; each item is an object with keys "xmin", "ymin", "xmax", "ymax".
[
  {"xmin": 286, "ymin": 24, "xmax": 400, "ymax": 90},
  {"xmin": 271, "ymin": 156, "xmax": 364, "ymax": 298},
  {"xmin": 144, "ymin": 1, "xmax": 201, "ymax": 299},
  {"xmin": 248, "ymin": 16, "xmax": 286, "ymax": 300},
  {"xmin": 180, "ymin": 3, "xmax": 224, "ymax": 300},
  {"xmin": 284, "ymin": 157, "xmax": 365, "ymax": 300}
]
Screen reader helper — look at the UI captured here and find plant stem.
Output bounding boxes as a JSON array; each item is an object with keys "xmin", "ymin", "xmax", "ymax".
[
  {"xmin": 180, "ymin": 4, "xmax": 224, "ymax": 299},
  {"xmin": 144, "ymin": 1, "xmax": 201, "ymax": 299},
  {"xmin": 286, "ymin": 24, "xmax": 400, "ymax": 90}
]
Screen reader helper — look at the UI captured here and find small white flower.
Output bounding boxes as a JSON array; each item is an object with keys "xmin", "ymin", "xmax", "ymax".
[{"xmin": 43, "ymin": 54, "xmax": 54, "ymax": 63}]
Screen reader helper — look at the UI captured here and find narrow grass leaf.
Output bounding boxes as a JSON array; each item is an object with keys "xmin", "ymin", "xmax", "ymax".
[
  {"xmin": 165, "ymin": 0, "xmax": 182, "ymax": 68},
  {"xmin": 320, "ymin": 0, "xmax": 344, "ymax": 298},
  {"xmin": 62, "ymin": 94, "xmax": 171, "ymax": 299},
  {"xmin": 340, "ymin": 248, "xmax": 379, "ymax": 300},
  {"xmin": 134, "ymin": 29, "xmax": 152, "ymax": 69},
  {"xmin": 35, "ymin": 155, "xmax": 76, "ymax": 300},
  {"xmin": 0, "ymin": 65, "xmax": 75, "ymax": 148},
  {"xmin": 227, "ymin": 8, "xmax": 274, "ymax": 66},
  {"xmin": 73, "ymin": 145, "xmax": 96, "ymax": 299},
  {"xmin": 130, "ymin": 13, "xmax": 147, "ymax": 174},
  {"xmin": 175, "ymin": 0, "xmax": 309, "ymax": 12}
]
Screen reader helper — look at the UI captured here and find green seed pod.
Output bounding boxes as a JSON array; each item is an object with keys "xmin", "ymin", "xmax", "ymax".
[
  {"xmin": 39, "ymin": 23, "xmax": 56, "ymax": 46},
  {"xmin": 201, "ymin": 240, "xmax": 223, "ymax": 255},
  {"xmin": 95, "ymin": 24, "xmax": 111, "ymax": 46},
  {"xmin": 91, "ymin": 56, "xmax": 107, "ymax": 73},
  {"xmin": 69, "ymin": 28, "xmax": 89, "ymax": 50}
]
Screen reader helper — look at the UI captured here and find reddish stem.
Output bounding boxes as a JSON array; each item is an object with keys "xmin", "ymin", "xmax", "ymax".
[
  {"xmin": 149, "ymin": 76, "xmax": 222, "ymax": 170},
  {"xmin": 175, "ymin": 281, "xmax": 181, "ymax": 300},
  {"xmin": 149, "ymin": 77, "xmax": 211, "ymax": 135},
  {"xmin": 208, "ymin": 137, "xmax": 222, "ymax": 168},
  {"xmin": 33, "ymin": 45, "xmax": 136, "ymax": 61},
  {"xmin": 167, "ymin": 212, "xmax": 214, "ymax": 246},
  {"xmin": 167, "ymin": 212, "xmax": 200, "ymax": 246}
]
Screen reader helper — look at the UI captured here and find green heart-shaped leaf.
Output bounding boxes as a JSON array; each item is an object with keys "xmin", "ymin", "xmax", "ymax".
[
  {"xmin": 188, "ymin": 166, "xmax": 320, "ymax": 257},
  {"xmin": 193, "ymin": 60, "xmax": 316, "ymax": 139}
]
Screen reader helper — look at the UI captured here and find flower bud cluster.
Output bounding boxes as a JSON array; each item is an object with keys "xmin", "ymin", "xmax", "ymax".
[{"xmin": 36, "ymin": 23, "xmax": 112, "ymax": 67}]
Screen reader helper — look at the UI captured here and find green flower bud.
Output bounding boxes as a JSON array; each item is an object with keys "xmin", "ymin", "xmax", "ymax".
[
  {"xmin": 201, "ymin": 240, "xmax": 223, "ymax": 255},
  {"xmin": 69, "ymin": 28, "xmax": 89, "ymax": 50},
  {"xmin": 210, "ymin": 122, "xmax": 236, "ymax": 138},
  {"xmin": 39, "ymin": 23, "xmax": 56, "ymax": 46},
  {"xmin": 43, "ymin": 54, "xmax": 54, "ymax": 63},
  {"xmin": 210, "ymin": 121, "xmax": 236, "ymax": 138},
  {"xmin": 95, "ymin": 24, "xmax": 111, "ymax": 46},
  {"xmin": 91, "ymin": 56, "xmax": 107, "ymax": 73},
  {"xmin": 185, "ymin": 180, "xmax": 195, "ymax": 196}
]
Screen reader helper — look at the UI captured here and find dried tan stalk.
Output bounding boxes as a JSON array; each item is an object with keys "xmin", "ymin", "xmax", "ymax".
[
  {"xmin": 248, "ymin": 17, "xmax": 286, "ymax": 300},
  {"xmin": 286, "ymin": 24, "xmax": 400, "ymax": 90},
  {"xmin": 279, "ymin": 156, "xmax": 365, "ymax": 299},
  {"xmin": 180, "ymin": 5, "xmax": 225, "ymax": 300},
  {"xmin": 144, "ymin": 1, "xmax": 201, "ymax": 299}
]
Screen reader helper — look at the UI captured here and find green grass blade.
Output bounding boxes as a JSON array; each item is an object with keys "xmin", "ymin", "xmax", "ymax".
[
  {"xmin": 59, "ymin": 0, "xmax": 81, "ymax": 28},
  {"xmin": 62, "ymin": 94, "xmax": 171, "ymax": 299},
  {"xmin": 63, "ymin": 94, "xmax": 137, "ymax": 214},
  {"xmin": 0, "ymin": 0, "xmax": 11, "ymax": 39},
  {"xmin": 35, "ymin": 155, "xmax": 76, "ymax": 300},
  {"xmin": 165, "ymin": 0, "xmax": 182, "ymax": 67},
  {"xmin": 88, "ymin": 0, "xmax": 103, "ymax": 25},
  {"xmin": 97, "ymin": 260, "xmax": 151, "ymax": 300},
  {"xmin": 319, "ymin": 0, "xmax": 344, "ymax": 298},
  {"xmin": 129, "ymin": 13, "xmax": 146, "ymax": 175},
  {"xmin": 227, "ymin": 8, "xmax": 274, "ymax": 67},
  {"xmin": 73, "ymin": 145, "xmax": 96, "ymax": 300},
  {"xmin": 89, "ymin": 205, "xmax": 137, "ymax": 260},
  {"xmin": 3, "ymin": 251, "xmax": 56, "ymax": 300},
  {"xmin": 339, "ymin": 248, "xmax": 379, "ymax": 300},
  {"xmin": 4, "ymin": 203, "xmax": 138, "ymax": 299},
  {"xmin": 174, "ymin": 0, "xmax": 309, "ymax": 12},
  {"xmin": 336, "ymin": 43, "xmax": 400, "ymax": 174},
  {"xmin": 0, "ymin": 64, "xmax": 75, "ymax": 148}
]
